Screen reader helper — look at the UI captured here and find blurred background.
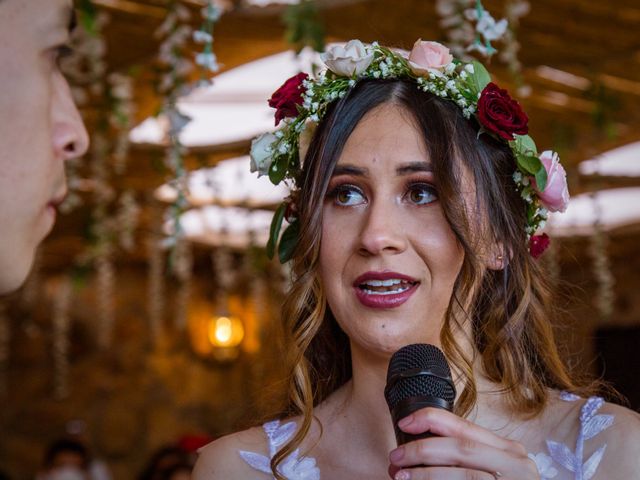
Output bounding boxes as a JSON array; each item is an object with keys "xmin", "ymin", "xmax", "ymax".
[{"xmin": 1, "ymin": 0, "xmax": 639, "ymax": 477}]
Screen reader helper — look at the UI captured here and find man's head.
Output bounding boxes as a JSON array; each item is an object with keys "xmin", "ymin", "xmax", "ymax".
[{"xmin": 0, "ymin": 0, "xmax": 89, "ymax": 294}]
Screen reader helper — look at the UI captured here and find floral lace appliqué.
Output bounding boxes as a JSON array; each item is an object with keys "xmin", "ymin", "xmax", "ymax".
[
  {"xmin": 529, "ymin": 394, "xmax": 614, "ymax": 480},
  {"xmin": 238, "ymin": 420, "xmax": 320, "ymax": 480}
]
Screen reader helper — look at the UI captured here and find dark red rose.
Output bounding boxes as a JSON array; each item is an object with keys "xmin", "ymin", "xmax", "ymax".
[
  {"xmin": 269, "ymin": 72, "xmax": 309, "ymax": 126},
  {"xmin": 177, "ymin": 434, "xmax": 213, "ymax": 453},
  {"xmin": 529, "ymin": 233, "xmax": 550, "ymax": 259},
  {"xmin": 477, "ymin": 82, "xmax": 529, "ymax": 141},
  {"xmin": 284, "ymin": 200, "xmax": 298, "ymax": 223}
]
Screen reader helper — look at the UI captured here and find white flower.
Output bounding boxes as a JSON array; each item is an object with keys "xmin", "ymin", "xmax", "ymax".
[
  {"xmin": 320, "ymin": 39, "xmax": 374, "ymax": 76},
  {"xmin": 299, "ymin": 119, "xmax": 318, "ymax": 164},
  {"xmin": 201, "ymin": 4, "xmax": 221, "ymax": 21},
  {"xmin": 193, "ymin": 30, "xmax": 213, "ymax": 43},
  {"xmin": 195, "ymin": 52, "xmax": 219, "ymax": 72},
  {"xmin": 476, "ymin": 12, "xmax": 508, "ymax": 42},
  {"xmin": 250, "ymin": 132, "xmax": 278, "ymax": 177},
  {"xmin": 464, "ymin": 64, "xmax": 475, "ymax": 74}
]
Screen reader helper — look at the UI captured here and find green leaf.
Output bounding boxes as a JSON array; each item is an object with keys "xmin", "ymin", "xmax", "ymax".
[
  {"xmin": 267, "ymin": 203, "xmax": 287, "ymax": 259},
  {"xmin": 469, "ymin": 61, "xmax": 492, "ymax": 96},
  {"xmin": 278, "ymin": 220, "xmax": 300, "ymax": 264},
  {"xmin": 269, "ymin": 156, "xmax": 288, "ymax": 185},
  {"xmin": 535, "ymin": 167, "xmax": 548, "ymax": 192},
  {"xmin": 510, "ymin": 134, "xmax": 538, "ymax": 157},
  {"xmin": 516, "ymin": 154, "xmax": 543, "ymax": 176}
]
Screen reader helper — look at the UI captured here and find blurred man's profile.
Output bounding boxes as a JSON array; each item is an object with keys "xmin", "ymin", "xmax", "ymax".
[{"xmin": 0, "ymin": 0, "xmax": 89, "ymax": 295}]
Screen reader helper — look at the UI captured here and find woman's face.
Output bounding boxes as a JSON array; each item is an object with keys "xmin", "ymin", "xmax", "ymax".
[{"xmin": 319, "ymin": 103, "xmax": 465, "ymax": 358}]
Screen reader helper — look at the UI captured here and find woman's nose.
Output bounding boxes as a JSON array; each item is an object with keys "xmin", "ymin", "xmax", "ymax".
[{"xmin": 357, "ymin": 199, "xmax": 407, "ymax": 256}]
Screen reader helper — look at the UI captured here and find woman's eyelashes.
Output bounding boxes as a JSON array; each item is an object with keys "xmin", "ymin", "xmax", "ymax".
[
  {"xmin": 328, "ymin": 184, "xmax": 366, "ymax": 206},
  {"xmin": 327, "ymin": 181, "xmax": 438, "ymax": 207},
  {"xmin": 403, "ymin": 182, "xmax": 438, "ymax": 205}
]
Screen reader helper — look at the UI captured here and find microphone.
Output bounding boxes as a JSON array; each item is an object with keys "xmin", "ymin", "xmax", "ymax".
[{"xmin": 384, "ymin": 343, "xmax": 456, "ymax": 445}]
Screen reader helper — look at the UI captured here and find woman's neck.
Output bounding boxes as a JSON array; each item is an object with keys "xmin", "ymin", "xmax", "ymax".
[{"xmin": 316, "ymin": 341, "xmax": 522, "ymax": 462}]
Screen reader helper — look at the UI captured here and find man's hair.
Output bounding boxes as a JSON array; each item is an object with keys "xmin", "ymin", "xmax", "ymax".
[{"xmin": 43, "ymin": 438, "xmax": 90, "ymax": 468}]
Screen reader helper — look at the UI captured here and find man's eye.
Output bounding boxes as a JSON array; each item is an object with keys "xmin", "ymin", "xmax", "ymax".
[
  {"xmin": 329, "ymin": 185, "xmax": 366, "ymax": 206},
  {"xmin": 406, "ymin": 183, "xmax": 438, "ymax": 205},
  {"xmin": 54, "ymin": 45, "xmax": 74, "ymax": 67}
]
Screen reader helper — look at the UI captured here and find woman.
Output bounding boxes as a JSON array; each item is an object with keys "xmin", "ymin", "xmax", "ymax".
[{"xmin": 194, "ymin": 40, "xmax": 640, "ymax": 479}]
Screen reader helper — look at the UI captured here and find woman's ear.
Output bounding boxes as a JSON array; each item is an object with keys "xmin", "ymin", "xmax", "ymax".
[{"xmin": 485, "ymin": 242, "xmax": 507, "ymax": 271}]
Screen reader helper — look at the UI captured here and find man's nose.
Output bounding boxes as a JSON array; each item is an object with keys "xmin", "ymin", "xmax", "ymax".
[{"xmin": 51, "ymin": 74, "xmax": 90, "ymax": 161}]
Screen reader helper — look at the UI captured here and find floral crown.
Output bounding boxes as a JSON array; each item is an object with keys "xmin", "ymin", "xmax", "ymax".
[{"xmin": 250, "ymin": 39, "xmax": 570, "ymax": 263}]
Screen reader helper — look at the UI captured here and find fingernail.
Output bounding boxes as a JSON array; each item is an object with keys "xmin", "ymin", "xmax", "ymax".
[
  {"xmin": 398, "ymin": 414, "xmax": 414, "ymax": 428},
  {"xmin": 395, "ymin": 470, "xmax": 411, "ymax": 480},
  {"xmin": 389, "ymin": 447, "xmax": 405, "ymax": 463}
]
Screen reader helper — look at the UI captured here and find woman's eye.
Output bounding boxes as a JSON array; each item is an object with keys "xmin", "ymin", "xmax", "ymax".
[
  {"xmin": 406, "ymin": 183, "xmax": 437, "ymax": 205},
  {"xmin": 330, "ymin": 185, "xmax": 365, "ymax": 206}
]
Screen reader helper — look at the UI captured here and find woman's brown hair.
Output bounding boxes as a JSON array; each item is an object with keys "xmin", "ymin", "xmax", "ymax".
[{"xmin": 269, "ymin": 78, "xmax": 594, "ymax": 479}]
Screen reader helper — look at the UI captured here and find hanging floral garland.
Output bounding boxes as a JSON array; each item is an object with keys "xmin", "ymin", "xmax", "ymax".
[
  {"xmin": 60, "ymin": 1, "xmax": 141, "ymax": 350},
  {"xmin": 153, "ymin": 2, "xmax": 220, "ymax": 337},
  {"xmin": 155, "ymin": 0, "xmax": 220, "ymax": 249},
  {"xmin": 147, "ymin": 232, "xmax": 166, "ymax": 347},
  {"xmin": 172, "ymin": 239, "xmax": 193, "ymax": 331},
  {"xmin": 588, "ymin": 193, "xmax": 615, "ymax": 320},
  {"xmin": 499, "ymin": 0, "xmax": 531, "ymax": 96},
  {"xmin": 52, "ymin": 278, "xmax": 73, "ymax": 399},
  {"xmin": 436, "ymin": 0, "xmax": 528, "ymax": 92}
]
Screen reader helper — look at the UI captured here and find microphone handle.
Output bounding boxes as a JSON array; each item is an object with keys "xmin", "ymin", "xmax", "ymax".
[{"xmin": 390, "ymin": 395, "xmax": 453, "ymax": 446}]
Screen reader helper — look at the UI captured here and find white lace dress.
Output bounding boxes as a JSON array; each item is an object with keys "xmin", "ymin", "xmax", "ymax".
[{"xmin": 238, "ymin": 393, "xmax": 614, "ymax": 480}]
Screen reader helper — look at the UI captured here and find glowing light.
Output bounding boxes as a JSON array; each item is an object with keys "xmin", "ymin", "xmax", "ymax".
[{"xmin": 208, "ymin": 316, "xmax": 244, "ymax": 348}]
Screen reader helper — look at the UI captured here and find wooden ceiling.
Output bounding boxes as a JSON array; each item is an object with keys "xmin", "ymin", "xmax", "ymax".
[
  {"xmin": 40, "ymin": 0, "xmax": 639, "ymax": 266},
  {"xmin": 93, "ymin": 0, "xmax": 640, "ymax": 176}
]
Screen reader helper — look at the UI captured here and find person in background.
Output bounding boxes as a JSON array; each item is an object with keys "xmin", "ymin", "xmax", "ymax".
[
  {"xmin": 0, "ymin": 0, "xmax": 89, "ymax": 295},
  {"xmin": 37, "ymin": 438, "xmax": 90, "ymax": 480}
]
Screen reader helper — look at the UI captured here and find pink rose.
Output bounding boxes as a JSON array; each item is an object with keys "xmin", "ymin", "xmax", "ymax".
[
  {"xmin": 533, "ymin": 151, "xmax": 570, "ymax": 213},
  {"xmin": 408, "ymin": 40, "xmax": 453, "ymax": 75}
]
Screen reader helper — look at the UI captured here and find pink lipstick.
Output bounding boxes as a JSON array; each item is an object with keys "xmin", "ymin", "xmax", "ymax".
[{"xmin": 353, "ymin": 271, "xmax": 419, "ymax": 309}]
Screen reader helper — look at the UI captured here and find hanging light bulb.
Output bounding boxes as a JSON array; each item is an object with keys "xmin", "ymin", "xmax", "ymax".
[{"xmin": 208, "ymin": 315, "xmax": 244, "ymax": 348}]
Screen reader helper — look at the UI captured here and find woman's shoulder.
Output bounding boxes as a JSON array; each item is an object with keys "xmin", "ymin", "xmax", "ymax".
[
  {"xmin": 192, "ymin": 424, "xmax": 271, "ymax": 480},
  {"xmin": 594, "ymin": 401, "xmax": 640, "ymax": 477},
  {"xmin": 535, "ymin": 392, "xmax": 640, "ymax": 478}
]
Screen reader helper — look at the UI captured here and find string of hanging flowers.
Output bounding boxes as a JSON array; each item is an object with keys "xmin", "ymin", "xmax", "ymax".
[
  {"xmin": 156, "ymin": 0, "xmax": 220, "ymax": 251},
  {"xmin": 58, "ymin": 1, "xmax": 142, "ymax": 350},
  {"xmin": 436, "ymin": 0, "xmax": 529, "ymax": 91},
  {"xmin": 52, "ymin": 279, "xmax": 73, "ymax": 399}
]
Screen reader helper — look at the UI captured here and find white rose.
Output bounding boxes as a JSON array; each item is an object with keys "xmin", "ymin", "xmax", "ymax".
[
  {"xmin": 321, "ymin": 40, "xmax": 374, "ymax": 77},
  {"xmin": 298, "ymin": 119, "xmax": 318, "ymax": 164},
  {"xmin": 250, "ymin": 132, "xmax": 278, "ymax": 177}
]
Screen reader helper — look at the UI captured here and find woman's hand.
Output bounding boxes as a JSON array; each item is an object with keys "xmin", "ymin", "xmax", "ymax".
[{"xmin": 388, "ymin": 408, "xmax": 540, "ymax": 480}]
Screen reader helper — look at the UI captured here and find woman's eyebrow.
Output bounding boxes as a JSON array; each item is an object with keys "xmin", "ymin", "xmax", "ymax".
[
  {"xmin": 396, "ymin": 162, "xmax": 433, "ymax": 175},
  {"xmin": 332, "ymin": 165, "xmax": 369, "ymax": 177}
]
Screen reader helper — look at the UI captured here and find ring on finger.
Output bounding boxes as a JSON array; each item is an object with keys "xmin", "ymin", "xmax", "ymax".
[{"xmin": 493, "ymin": 472, "xmax": 503, "ymax": 479}]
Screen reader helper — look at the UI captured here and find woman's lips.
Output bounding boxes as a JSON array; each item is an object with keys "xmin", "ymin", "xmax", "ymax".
[{"xmin": 353, "ymin": 271, "xmax": 419, "ymax": 309}]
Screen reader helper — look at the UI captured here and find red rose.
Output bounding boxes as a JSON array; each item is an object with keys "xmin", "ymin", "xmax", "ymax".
[
  {"xmin": 529, "ymin": 233, "xmax": 550, "ymax": 259},
  {"xmin": 269, "ymin": 72, "xmax": 309, "ymax": 126},
  {"xmin": 477, "ymin": 82, "xmax": 528, "ymax": 141}
]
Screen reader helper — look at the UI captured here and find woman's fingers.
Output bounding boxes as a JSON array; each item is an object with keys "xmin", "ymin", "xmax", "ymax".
[
  {"xmin": 389, "ymin": 436, "xmax": 534, "ymax": 477},
  {"xmin": 397, "ymin": 408, "xmax": 527, "ymax": 456},
  {"xmin": 392, "ymin": 467, "xmax": 498, "ymax": 480}
]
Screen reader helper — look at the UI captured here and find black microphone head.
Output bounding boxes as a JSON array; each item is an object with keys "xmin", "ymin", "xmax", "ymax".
[{"xmin": 384, "ymin": 343, "xmax": 456, "ymax": 413}]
